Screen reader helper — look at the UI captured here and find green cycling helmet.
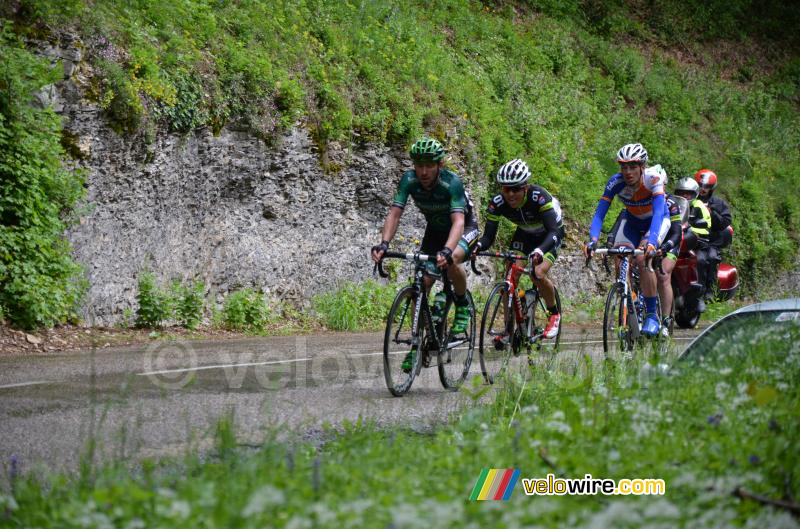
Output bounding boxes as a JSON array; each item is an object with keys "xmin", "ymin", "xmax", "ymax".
[{"xmin": 410, "ymin": 137, "xmax": 446, "ymax": 162}]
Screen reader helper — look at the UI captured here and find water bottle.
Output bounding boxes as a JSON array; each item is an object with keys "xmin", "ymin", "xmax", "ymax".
[{"xmin": 431, "ymin": 291, "xmax": 446, "ymax": 323}]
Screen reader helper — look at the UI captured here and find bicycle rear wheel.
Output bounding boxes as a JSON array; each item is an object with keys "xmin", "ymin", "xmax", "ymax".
[
  {"xmin": 479, "ymin": 282, "xmax": 516, "ymax": 384},
  {"xmin": 438, "ymin": 291, "xmax": 476, "ymax": 390},
  {"xmin": 383, "ymin": 286, "xmax": 423, "ymax": 396},
  {"xmin": 603, "ymin": 283, "xmax": 632, "ymax": 355},
  {"xmin": 527, "ymin": 287, "xmax": 562, "ymax": 353}
]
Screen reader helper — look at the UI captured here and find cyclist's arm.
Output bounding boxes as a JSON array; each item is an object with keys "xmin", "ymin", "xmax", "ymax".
[
  {"xmin": 476, "ymin": 219, "xmax": 499, "ymax": 250},
  {"xmin": 444, "ymin": 211, "xmax": 465, "ymax": 251},
  {"xmin": 646, "ymin": 193, "xmax": 666, "ymax": 247},
  {"xmin": 535, "ymin": 207, "xmax": 562, "ymax": 255},
  {"xmin": 379, "ymin": 205, "xmax": 404, "ymax": 244},
  {"xmin": 662, "ymin": 208, "xmax": 682, "ymax": 252},
  {"xmin": 589, "ymin": 176, "xmax": 621, "ymax": 242},
  {"xmin": 589, "ymin": 198, "xmax": 612, "ymax": 242}
]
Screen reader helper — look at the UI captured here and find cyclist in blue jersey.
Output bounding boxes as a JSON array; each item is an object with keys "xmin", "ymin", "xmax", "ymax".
[{"xmin": 584, "ymin": 143, "xmax": 670, "ymax": 336}]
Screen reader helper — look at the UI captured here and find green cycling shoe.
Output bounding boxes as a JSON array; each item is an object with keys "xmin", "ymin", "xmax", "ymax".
[
  {"xmin": 450, "ymin": 304, "xmax": 471, "ymax": 334},
  {"xmin": 402, "ymin": 347, "xmax": 417, "ymax": 373}
]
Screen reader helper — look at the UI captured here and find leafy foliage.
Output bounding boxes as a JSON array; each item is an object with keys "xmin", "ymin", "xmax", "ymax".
[
  {"xmin": 0, "ymin": 23, "xmax": 86, "ymax": 329},
  {"xmin": 312, "ymin": 279, "xmax": 397, "ymax": 331},
  {"xmin": 134, "ymin": 272, "xmax": 172, "ymax": 328},
  {"xmin": 221, "ymin": 288, "xmax": 272, "ymax": 331},
  {"xmin": 170, "ymin": 279, "xmax": 205, "ymax": 330},
  {"xmin": 0, "ymin": 0, "xmax": 798, "ymax": 329}
]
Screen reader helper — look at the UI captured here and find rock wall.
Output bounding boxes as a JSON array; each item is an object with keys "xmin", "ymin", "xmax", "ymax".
[{"xmin": 39, "ymin": 35, "xmax": 607, "ymax": 326}]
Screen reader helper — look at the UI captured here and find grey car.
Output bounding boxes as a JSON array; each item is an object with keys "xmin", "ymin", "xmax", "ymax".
[{"xmin": 678, "ymin": 298, "xmax": 800, "ymax": 361}]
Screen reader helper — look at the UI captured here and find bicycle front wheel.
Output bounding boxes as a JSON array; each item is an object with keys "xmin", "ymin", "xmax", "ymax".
[
  {"xmin": 438, "ymin": 291, "xmax": 475, "ymax": 390},
  {"xmin": 603, "ymin": 283, "xmax": 631, "ymax": 355},
  {"xmin": 527, "ymin": 287, "xmax": 562, "ymax": 353},
  {"xmin": 384, "ymin": 286, "xmax": 423, "ymax": 396},
  {"xmin": 479, "ymin": 282, "xmax": 515, "ymax": 384}
]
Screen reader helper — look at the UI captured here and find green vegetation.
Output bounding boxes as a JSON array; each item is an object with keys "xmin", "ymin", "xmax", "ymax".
[
  {"xmin": 170, "ymin": 279, "xmax": 205, "ymax": 329},
  {"xmin": 6, "ymin": 318, "xmax": 797, "ymax": 525},
  {"xmin": 220, "ymin": 287, "xmax": 273, "ymax": 331},
  {"xmin": 312, "ymin": 279, "xmax": 398, "ymax": 331},
  {"xmin": 134, "ymin": 272, "xmax": 173, "ymax": 328},
  {"xmin": 135, "ymin": 273, "xmax": 206, "ymax": 329},
  {"xmin": 1, "ymin": 0, "xmax": 798, "ymax": 328},
  {"xmin": 0, "ymin": 23, "xmax": 86, "ymax": 329}
]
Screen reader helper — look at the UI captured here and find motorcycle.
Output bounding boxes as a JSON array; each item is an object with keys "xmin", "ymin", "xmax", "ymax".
[{"xmin": 672, "ymin": 222, "xmax": 738, "ymax": 329}]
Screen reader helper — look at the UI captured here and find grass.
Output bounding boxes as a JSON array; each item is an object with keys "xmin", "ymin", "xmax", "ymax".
[{"xmin": 5, "ymin": 319, "xmax": 798, "ymax": 526}]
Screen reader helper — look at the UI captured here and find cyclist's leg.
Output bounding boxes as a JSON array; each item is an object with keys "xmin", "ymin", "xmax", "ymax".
[
  {"xmin": 606, "ymin": 209, "xmax": 625, "ymax": 248},
  {"xmin": 447, "ymin": 222, "xmax": 479, "ymax": 296},
  {"xmin": 658, "ymin": 251, "xmax": 677, "ymax": 318},
  {"xmin": 612, "ymin": 214, "xmax": 638, "ymax": 278},
  {"xmin": 639, "ymin": 217, "xmax": 670, "ymax": 335},
  {"xmin": 448, "ymin": 223, "xmax": 480, "ymax": 334},
  {"xmin": 419, "ymin": 225, "xmax": 446, "ymax": 292}
]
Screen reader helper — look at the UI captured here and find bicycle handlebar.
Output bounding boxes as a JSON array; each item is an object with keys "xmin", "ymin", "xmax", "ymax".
[
  {"xmin": 374, "ymin": 251, "xmax": 437, "ymax": 278},
  {"xmin": 586, "ymin": 247, "xmax": 660, "ymax": 273},
  {"xmin": 471, "ymin": 251, "xmax": 535, "ymax": 278},
  {"xmin": 594, "ymin": 248, "xmax": 645, "ymax": 256}
]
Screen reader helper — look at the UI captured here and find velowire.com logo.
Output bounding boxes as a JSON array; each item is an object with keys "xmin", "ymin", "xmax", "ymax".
[{"xmin": 469, "ymin": 469, "xmax": 521, "ymax": 501}]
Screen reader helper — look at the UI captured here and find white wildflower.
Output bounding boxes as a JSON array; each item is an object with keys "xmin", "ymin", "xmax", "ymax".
[{"xmin": 241, "ymin": 485, "xmax": 285, "ymax": 517}]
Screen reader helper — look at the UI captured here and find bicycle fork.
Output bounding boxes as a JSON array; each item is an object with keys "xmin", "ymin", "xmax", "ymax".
[{"xmin": 618, "ymin": 257, "xmax": 640, "ymax": 340}]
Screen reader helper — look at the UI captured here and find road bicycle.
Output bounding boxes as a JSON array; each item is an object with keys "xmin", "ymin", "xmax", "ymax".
[
  {"xmin": 376, "ymin": 251, "xmax": 476, "ymax": 396},
  {"xmin": 471, "ymin": 251, "xmax": 562, "ymax": 384},
  {"xmin": 592, "ymin": 247, "xmax": 669, "ymax": 355}
]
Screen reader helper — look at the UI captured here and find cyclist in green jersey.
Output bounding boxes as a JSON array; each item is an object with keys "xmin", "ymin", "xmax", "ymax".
[{"xmin": 372, "ymin": 138, "xmax": 479, "ymax": 372}]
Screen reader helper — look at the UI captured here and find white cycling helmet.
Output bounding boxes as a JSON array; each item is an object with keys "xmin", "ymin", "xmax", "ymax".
[
  {"xmin": 616, "ymin": 143, "xmax": 648, "ymax": 164},
  {"xmin": 496, "ymin": 159, "xmax": 530, "ymax": 186},
  {"xmin": 674, "ymin": 177, "xmax": 699, "ymax": 200}
]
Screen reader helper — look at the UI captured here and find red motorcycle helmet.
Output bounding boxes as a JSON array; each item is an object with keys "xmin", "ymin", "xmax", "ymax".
[{"xmin": 694, "ymin": 169, "xmax": 717, "ymax": 192}]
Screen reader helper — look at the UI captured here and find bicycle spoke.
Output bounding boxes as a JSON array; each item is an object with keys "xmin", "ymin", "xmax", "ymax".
[
  {"xmin": 479, "ymin": 283, "xmax": 517, "ymax": 384},
  {"xmin": 383, "ymin": 286, "xmax": 423, "ymax": 396},
  {"xmin": 438, "ymin": 292, "xmax": 476, "ymax": 390}
]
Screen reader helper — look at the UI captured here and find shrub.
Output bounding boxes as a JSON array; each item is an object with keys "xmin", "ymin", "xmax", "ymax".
[
  {"xmin": 134, "ymin": 272, "xmax": 172, "ymax": 328},
  {"xmin": 312, "ymin": 280, "xmax": 396, "ymax": 332},
  {"xmin": 171, "ymin": 280, "xmax": 205, "ymax": 330},
  {"xmin": 0, "ymin": 23, "xmax": 86, "ymax": 329},
  {"xmin": 221, "ymin": 288, "xmax": 271, "ymax": 331}
]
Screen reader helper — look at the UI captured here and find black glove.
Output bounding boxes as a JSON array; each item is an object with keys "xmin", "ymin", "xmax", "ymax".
[
  {"xmin": 659, "ymin": 240, "xmax": 675, "ymax": 255},
  {"xmin": 371, "ymin": 240, "xmax": 389, "ymax": 256},
  {"xmin": 438, "ymin": 247, "xmax": 454, "ymax": 265}
]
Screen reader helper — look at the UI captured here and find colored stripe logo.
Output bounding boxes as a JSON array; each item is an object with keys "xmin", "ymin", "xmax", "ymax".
[{"xmin": 470, "ymin": 469, "xmax": 521, "ymax": 500}]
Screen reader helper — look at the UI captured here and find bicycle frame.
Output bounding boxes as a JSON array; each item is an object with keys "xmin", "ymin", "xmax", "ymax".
[
  {"xmin": 378, "ymin": 252, "xmax": 463, "ymax": 358},
  {"xmin": 475, "ymin": 251, "xmax": 532, "ymax": 324},
  {"xmin": 595, "ymin": 247, "xmax": 647, "ymax": 341}
]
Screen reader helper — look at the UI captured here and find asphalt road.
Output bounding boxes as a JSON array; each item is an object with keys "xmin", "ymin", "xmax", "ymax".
[{"xmin": 0, "ymin": 326, "xmax": 703, "ymax": 476}]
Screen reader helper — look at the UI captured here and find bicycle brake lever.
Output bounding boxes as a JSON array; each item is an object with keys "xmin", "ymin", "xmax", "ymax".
[
  {"xmin": 470, "ymin": 256, "xmax": 482, "ymax": 276},
  {"xmin": 603, "ymin": 255, "xmax": 611, "ymax": 274},
  {"xmin": 376, "ymin": 259, "xmax": 389, "ymax": 278}
]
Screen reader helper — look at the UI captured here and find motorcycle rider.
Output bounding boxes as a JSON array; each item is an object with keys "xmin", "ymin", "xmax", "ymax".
[
  {"xmin": 694, "ymin": 169, "xmax": 732, "ymax": 298},
  {"xmin": 674, "ymin": 177, "xmax": 712, "ymax": 313}
]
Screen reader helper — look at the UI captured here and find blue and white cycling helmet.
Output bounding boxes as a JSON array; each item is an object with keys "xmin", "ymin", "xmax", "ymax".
[{"xmin": 616, "ymin": 143, "xmax": 648, "ymax": 164}]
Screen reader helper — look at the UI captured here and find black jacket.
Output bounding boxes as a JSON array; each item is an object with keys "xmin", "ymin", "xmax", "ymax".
[{"xmin": 700, "ymin": 193, "xmax": 732, "ymax": 246}]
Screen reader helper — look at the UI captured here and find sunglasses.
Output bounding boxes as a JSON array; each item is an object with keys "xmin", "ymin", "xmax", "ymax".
[
  {"xmin": 699, "ymin": 184, "xmax": 714, "ymax": 190},
  {"xmin": 502, "ymin": 185, "xmax": 525, "ymax": 193}
]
